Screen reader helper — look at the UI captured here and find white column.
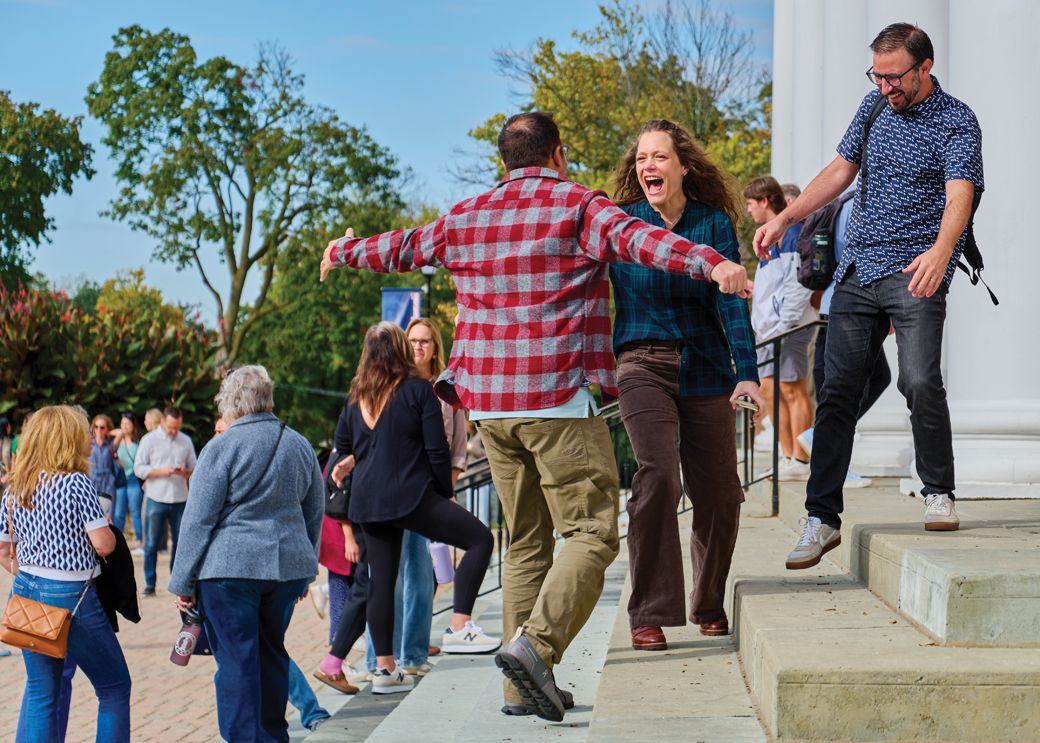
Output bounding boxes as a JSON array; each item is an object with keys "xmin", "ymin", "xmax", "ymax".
[
  {"xmin": 771, "ymin": 0, "xmax": 797, "ymax": 181},
  {"xmin": 939, "ymin": 0, "xmax": 1040, "ymax": 497}
]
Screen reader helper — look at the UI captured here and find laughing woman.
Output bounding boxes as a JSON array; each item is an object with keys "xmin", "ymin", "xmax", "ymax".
[{"xmin": 610, "ymin": 120, "xmax": 765, "ymax": 651}]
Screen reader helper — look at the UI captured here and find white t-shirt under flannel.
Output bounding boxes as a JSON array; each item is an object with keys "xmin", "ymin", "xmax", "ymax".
[{"xmin": 0, "ymin": 472, "xmax": 107, "ymax": 580}]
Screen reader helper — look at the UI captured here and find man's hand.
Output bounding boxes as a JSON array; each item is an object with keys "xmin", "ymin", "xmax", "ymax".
[
  {"xmin": 753, "ymin": 216, "xmax": 788, "ymax": 261},
  {"xmin": 710, "ymin": 260, "xmax": 754, "ymax": 298},
  {"xmin": 175, "ymin": 594, "xmax": 196, "ymax": 611},
  {"xmin": 331, "ymin": 455, "xmax": 356, "ymax": 488},
  {"xmin": 320, "ymin": 227, "xmax": 354, "ymax": 282},
  {"xmin": 902, "ymin": 245, "xmax": 952, "ymax": 298},
  {"xmin": 730, "ymin": 381, "xmax": 766, "ymax": 423}
]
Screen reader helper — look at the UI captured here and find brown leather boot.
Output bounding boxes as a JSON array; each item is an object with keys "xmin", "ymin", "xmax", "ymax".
[
  {"xmin": 631, "ymin": 625, "xmax": 667, "ymax": 651},
  {"xmin": 699, "ymin": 611, "xmax": 729, "ymax": 637}
]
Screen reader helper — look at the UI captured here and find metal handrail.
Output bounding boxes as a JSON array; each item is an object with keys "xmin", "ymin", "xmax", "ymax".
[{"xmin": 741, "ymin": 319, "xmax": 828, "ymax": 515}]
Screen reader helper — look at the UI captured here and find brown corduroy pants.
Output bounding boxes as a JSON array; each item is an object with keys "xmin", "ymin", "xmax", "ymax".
[{"xmin": 617, "ymin": 343, "xmax": 743, "ymax": 627}]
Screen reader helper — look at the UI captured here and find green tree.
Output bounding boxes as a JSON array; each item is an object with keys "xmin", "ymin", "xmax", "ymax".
[
  {"xmin": 463, "ymin": 0, "xmax": 769, "ymax": 201},
  {"xmin": 86, "ymin": 27, "xmax": 405, "ymax": 365},
  {"xmin": 96, "ymin": 267, "xmax": 187, "ymax": 327},
  {"xmin": 241, "ymin": 202, "xmax": 456, "ymax": 444},
  {"xmin": 0, "ymin": 90, "xmax": 94, "ymax": 286}
]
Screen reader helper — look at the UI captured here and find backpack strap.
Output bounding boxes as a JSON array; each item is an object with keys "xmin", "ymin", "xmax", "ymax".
[{"xmin": 858, "ymin": 95, "xmax": 890, "ymax": 208}]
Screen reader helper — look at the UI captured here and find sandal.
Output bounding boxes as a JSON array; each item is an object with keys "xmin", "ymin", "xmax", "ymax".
[{"xmin": 313, "ymin": 671, "xmax": 359, "ymax": 694}]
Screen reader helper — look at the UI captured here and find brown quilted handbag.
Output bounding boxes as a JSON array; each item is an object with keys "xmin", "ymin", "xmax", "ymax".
[
  {"xmin": 1, "ymin": 594, "xmax": 74, "ymax": 659},
  {"xmin": 1, "ymin": 495, "xmax": 90, "ymax": 659}
]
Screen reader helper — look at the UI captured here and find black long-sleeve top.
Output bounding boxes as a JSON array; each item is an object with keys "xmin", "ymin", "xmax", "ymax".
[{"xmin": 334, "ymin": 376, "xmax": 453, "ymax": 523}]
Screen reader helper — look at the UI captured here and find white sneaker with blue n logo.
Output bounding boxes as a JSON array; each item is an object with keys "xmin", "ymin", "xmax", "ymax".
[{"xmin": 441, "ymin": 621, "xmax": 501, "ymax": 654}]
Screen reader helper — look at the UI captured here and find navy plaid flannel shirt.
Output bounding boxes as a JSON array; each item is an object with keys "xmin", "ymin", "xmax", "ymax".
[{"xmin": 610, "ymin": 200, "xmax": 758, "ymax": 397}]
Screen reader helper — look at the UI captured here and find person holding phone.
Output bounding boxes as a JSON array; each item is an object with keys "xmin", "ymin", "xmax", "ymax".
[
  {"xmin": 134, "ymin": 406, "xmax": 196, "ymax": 597},
  {"xmin": 610, "ymin": 120, "xmax": 764, "ymax": 651}
]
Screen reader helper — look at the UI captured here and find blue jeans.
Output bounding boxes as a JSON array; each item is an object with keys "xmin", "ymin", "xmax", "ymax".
[
  {"xmin": 287, "ymin": 660, "xmax": 328, "ymax": 731},
  {"xmin": 365, "ymin": 529, "xmax": 434, "ymax": 669},
  {"xmin": 113, "ymin": 473, "xmax": 144, "ymax": 541},
  {"xmin": 197, "ymin": 577, "xmax": 309, "ymax": 743},
  {"xmin": 806, "ymin": 269, "xmax": 954, "ymax": 528},
  {"xmin": 143, "ymin": 500, "xmax": 185, "ymax": 590},
  {"xmin": 13, "ymin": 573, "xmax": 131, "ymax": 743}
]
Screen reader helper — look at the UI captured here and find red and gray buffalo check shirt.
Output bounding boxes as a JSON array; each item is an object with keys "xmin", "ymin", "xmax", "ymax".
[{"xmin": 327, "ymin": 167, "xmax": 728, "ymax": 412}]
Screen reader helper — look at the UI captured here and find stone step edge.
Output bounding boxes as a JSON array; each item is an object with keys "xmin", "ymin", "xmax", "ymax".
[
  {"xmin": 747, "ymin": 478, "xmax": 1040, "ymax": 647},
  {"xmin": 728, "ymin": 505, "xmax": 1040, "ymax": 741}
]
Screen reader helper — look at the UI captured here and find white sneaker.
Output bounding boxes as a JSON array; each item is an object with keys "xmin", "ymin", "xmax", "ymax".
[
  {"xmin": 785, "ymin": 516, "xmax": 841, "ymax": 569},
  {"xmin": 844, "ymin": 472, "xmax": 872, "ymax": 488},
  {"xmin": 309, "ymin": 583, "xmax": 328, "ymax": 619},
  {"xmin": 924, "ymin": 493, "xmax": 959, "ymax": 531},
  {"xmin": 345, "ymin": 664, "xmax": 371, "ymax": 684},
  {"xmin": 371, "ymin": 667, "xmax": 415, "ymax": 694},
  {"xmin": 777, "ymin": 457, "xmax": 810, "ymax": 481},
  {"xmin": 402, "ymin": 662, "xmax": 433, "ymax": 677},
  {"xmin": 442, "ymin": 621, "xmax": 501, "ymax": 654}
]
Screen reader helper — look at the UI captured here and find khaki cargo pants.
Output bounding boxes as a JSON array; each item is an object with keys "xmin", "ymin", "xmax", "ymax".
[{"xmin": 477, "ymin": 416, "xmax": 620, "ymax": 702}]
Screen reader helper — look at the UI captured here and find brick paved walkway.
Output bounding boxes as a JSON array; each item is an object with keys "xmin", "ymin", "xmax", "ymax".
[{"xmin": 0, "ymin": 554, "xmax": 341, "ymax": 741}]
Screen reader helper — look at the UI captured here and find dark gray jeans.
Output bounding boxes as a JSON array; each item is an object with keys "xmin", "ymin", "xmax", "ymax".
[{"xmin": 806, "ymin": 269, "xmax": 954, "ymax": 528}]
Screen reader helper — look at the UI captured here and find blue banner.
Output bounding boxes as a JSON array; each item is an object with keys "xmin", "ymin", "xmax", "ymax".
[{"xmin": 381, "ymin": 288, "xmax": 422, "ymax": 329}]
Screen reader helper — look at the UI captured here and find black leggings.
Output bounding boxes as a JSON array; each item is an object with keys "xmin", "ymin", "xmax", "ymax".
[
  {"xmin": 363, "ymin": 490, "xmax": 494, "ymax": 658},
  {"xmin": 329, "ymin": 528, "xmax": 370, "ymax": 660}
]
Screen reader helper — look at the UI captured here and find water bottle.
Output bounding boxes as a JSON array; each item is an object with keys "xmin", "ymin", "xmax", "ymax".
[
  {"xmin": 429, "ymin": 541, "xmax": 456, "ymax": 584},
  {"xmin": 170, "ymin": 608, "xmax": 204, "ymax": 666}
]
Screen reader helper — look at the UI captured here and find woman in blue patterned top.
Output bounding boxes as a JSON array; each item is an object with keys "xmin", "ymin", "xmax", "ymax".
[
  {"xmin": 610, "ymin": 120, "xmax": 765, "ymax": 651},
  {"xmin": 0, "ymin": 405, "xmax": 130, "ymax": 743}
]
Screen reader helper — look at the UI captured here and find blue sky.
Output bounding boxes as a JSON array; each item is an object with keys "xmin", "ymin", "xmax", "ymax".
[{"xmin": 2, "ymin": 0, "xmax": 771, "ymax": 319}]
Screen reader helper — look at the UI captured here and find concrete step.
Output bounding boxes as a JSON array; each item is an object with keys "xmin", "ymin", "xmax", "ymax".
[
  {"xmin": 310, "ymin": 552, "xmax": 626, "ymax": 741},
  {"xmin": 588, "ymin": 510, "xmax": 767, "ymax": 743},
  {"xmin": 731, "ymin": 495, "xmax": 1040, "ymax": 741},
  {"xmin": 753, "ymin": 478, "xmax": 1040, "ymax": 646}
]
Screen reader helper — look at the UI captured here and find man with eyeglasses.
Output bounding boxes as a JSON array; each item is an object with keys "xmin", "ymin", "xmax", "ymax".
[
  {"xmin": 754, "ymin": 22, "xmax": 983, "ymax": 568},
  {"xmin": 320, "ymin": 111, "xmax": 751, "ymax": 720}
]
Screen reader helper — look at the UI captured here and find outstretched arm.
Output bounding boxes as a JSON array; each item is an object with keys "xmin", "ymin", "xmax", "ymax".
[
  {"xmin": 320, "ymin": 215, "xmax": 448, "ymax": 282},
  {"xmin": 578, "ymin": 193, "xmax": 752, "ymax": 296},
  {"xmin": 753, "ymin": 156, "xmax": 858, "ymax": 260}
]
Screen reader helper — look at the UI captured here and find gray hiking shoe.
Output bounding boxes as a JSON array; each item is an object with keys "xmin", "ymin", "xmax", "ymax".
[
  {"xmin": 924, "ymin": 493, "xmax": 960, "ymax": 531},
  {"xmin": 786, "ymin": 516, "xmax": 841, "ymax": 570},
  {"xmin": 495, "ymin": 629, "xmax": 565, "ymax": 722}
]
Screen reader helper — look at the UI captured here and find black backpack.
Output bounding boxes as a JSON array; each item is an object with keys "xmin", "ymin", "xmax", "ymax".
[
  {"xmin": 859, "ymin": 95, "xmax": 997, "ymax": 305},
  {"xmin": 796, "ymin": 191, "xmax": 855, "ymax": 290}
]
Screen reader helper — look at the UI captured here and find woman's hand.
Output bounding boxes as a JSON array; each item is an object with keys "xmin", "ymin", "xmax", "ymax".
[
  {"xmin": 343, "ymin": 534, "xmax": 360, "ymax": 564},
  {"xmin": 175, "ymin": 594, "xmax": 196, "ymax": 610},
  {"xmin": 331, "ymin": 455, "xmax": 356, "ymax": 488}
]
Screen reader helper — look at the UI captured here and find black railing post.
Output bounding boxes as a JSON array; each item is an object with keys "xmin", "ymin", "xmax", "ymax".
[{"xmin": 771, "ymin": 337, "xmax": 781, "ymax": 516}]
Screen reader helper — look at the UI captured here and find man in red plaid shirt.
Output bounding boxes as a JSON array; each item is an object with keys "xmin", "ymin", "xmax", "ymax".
[{"xmin": 320, "ymin": 112, "xmax": 751, "ymax": 721}]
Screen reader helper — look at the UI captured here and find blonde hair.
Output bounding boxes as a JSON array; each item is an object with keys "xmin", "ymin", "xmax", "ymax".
[
  {"xmin": 91, "ymin": 414, "xmax": 113, "ymax": 431},
  {"xmin": 8, "ymin": 405, "xmax": 90, "ymax": 508},
  {"xmin": 144, "ymin": 408, "xmax": 163, "ymax": 431},
  {"xmin": 405, "ymin": 317, "xmax": 446, "ymax": 378}
]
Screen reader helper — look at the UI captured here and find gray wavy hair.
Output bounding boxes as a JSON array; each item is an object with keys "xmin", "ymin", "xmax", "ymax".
[{"xmin": 216, "ymin": 365, "xmax": 275, "ymax": 421}]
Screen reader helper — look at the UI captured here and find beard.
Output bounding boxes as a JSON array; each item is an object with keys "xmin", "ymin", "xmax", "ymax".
[{"xmin": 886, "ymin": 76, "xmax": 921, "ymax": 112}]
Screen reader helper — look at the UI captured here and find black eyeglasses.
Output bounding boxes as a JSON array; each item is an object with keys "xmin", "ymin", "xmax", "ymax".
[{"xmin": 865, "ymin": 61, "xmax": 921, "ymax": 88}]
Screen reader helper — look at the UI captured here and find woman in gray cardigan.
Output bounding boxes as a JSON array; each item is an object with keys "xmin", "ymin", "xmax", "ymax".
[{"xmin": 169, "ymin": 365, "xmax": 324, "ymax": 743}]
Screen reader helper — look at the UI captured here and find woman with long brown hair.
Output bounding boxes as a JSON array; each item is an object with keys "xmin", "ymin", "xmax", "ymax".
[
  {"xmin": 611, "ymin": 120, "xmax": 765, "ymax": 651},
  {"xmin": 331, "ymin": 321, "xmax": 497, "ymax": 693},
  {"xmin": 0, "ymin": 405, "xmax": 130, "ymax": 741}
]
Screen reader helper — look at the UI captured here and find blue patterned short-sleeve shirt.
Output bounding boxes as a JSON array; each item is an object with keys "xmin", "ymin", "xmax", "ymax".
[
  {"xmin": 0, "ymin": 472, "xmax": 108, "ymax": 579},
  {"xmin": 836, "ymin": 77, "xmax": 984, "ymax": 290}
]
